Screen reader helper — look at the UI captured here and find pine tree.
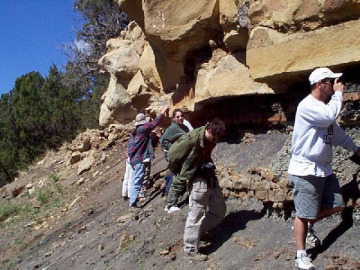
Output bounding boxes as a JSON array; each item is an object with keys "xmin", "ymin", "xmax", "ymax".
[
  {"xmin": 0, "ymin": 93, "xmax": 17, "ymax": 184},
  {"xmin": 10, "ymin": 72, "xmax": 46, "ymax": 166},
  {"xmin": 41, "ymin": 65, "xmax": 81, "ymax": 145}
]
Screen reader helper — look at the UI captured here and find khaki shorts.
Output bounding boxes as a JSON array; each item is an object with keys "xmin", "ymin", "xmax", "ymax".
[{"xmin": 289, "ymin": 174, "xmax": 345, "ymax": 220}]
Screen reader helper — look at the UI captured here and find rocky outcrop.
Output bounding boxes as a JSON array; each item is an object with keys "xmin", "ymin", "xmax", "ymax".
[
  {"xmin": 0, "ymin": 124, "xmax": 133, "ymax": 200},
  {"xmin": 100, "ymin": 0, "xmax": 254, "ymax": 125},
  {"xmin": 213, "ymin": 128, "xmax": 360, "ymax": 212},
  {"xmin": 99, "ymin": 0, "xmax": 360, "ymax": 127},
  {"xmin": 65, "ymin": 125, "xmax": 132, "ymax": 176}
]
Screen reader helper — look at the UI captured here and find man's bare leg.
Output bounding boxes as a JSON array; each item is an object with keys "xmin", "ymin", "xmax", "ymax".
[{"xmin": 294, "ymin": 216, "xmax": 308, "ymax": 250}]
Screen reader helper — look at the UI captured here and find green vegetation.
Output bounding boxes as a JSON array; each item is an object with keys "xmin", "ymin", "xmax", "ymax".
[
  {"xmin": 1, "ymin": 261, "xmax": 17, "ymax": 270},
  {"xmin": 0, "ymin": 0, "xmax": 129, "ymax": 187},
  {"xmin": 48, "ymin": 198, "xmax": 61, "ymax": 209},
  {"xmin": 35, "ymin": 187, "xmax": 52, "ymax": 204},
  {"xmin": 49, "ymin": 173, "xmax": 62, "ymax": 193},
  {"xmin": 49, "ymin": 173, "xmax": 60, "ymax": 183},
  {"xmin": 63, "ymin": 221, "xmax": 72, "ymax": 229},
  {"xmin": 0, "ymin": 202, "xmax": 22, "ymax": 222},
  {"xmin": 34, "ymin": 174, "xmax": 66, "ymax": 204},
  {"xmin": 0, "ymin": 201, "xmax": 38, "ymax": 224},
  {"xmin": 137, "ymin": 262, "xmax": 144, "ymax": 270}
]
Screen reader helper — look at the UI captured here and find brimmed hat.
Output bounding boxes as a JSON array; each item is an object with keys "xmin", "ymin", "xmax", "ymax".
[
  {"xmin": 309, "ymin": 67, "xmax": 342, "ymax": 85},
  {"xmin": 134, "ymin": 113, "xmax": 150, "ymax": 126}
]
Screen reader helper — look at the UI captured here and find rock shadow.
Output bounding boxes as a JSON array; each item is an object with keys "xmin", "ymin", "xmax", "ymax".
[
  {"xmin": 140, "ymin": 168, "xmax": 169, "ymax": 208},
  {"xmin": 141, "ymin": 188, "xmax": 164, "ymax": 208},
  {"xmin": 200, "ymin": 205, "xmax": 267, "ymax": 255}
]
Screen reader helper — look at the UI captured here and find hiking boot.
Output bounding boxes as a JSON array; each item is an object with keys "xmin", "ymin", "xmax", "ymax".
[
  {"xmin": 306, "ymin": 228, "xmax": 320, "ymax": 247},
  {"xmin": 295, "ymin": 253, "xmax": 315, "ymax": 270},
  {"xmin": 185, "ymin": 251, "xmax": 208, "ymax": 261}
]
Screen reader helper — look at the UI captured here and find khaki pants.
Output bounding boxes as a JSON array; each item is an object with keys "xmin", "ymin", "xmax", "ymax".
[{"xmin": 184, "ymin": 177, "xmax": 226, "ymax": 253}]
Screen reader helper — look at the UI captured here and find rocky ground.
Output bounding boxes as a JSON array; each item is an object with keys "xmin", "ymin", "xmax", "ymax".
[{"xmin": 0, "ymin": 129, "xmax": 359, "ymax": 270}]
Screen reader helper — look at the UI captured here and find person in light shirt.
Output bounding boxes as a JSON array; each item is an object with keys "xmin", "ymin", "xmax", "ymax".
[{"xmin": 288, "ymin": 67, "xmax": 360, "ymax": 270}]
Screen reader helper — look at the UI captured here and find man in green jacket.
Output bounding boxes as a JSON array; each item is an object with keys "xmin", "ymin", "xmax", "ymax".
[{"xmin": 167, "ymin": 118, "xmax": 226, "ymax": 261}]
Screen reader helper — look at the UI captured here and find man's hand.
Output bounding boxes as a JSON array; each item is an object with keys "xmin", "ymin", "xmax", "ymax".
[
  {"xmin": 333, "ymin": 78, "xmax": 345, "ymax": 93},
  {"xmin": 161, "ymin": 105, "xmax": 170, "ymax": 115}
]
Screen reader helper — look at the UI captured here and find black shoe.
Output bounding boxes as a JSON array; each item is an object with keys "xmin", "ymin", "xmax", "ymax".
[{"xmin": 123, "ymin": 196, "xmax": 129, "ymax": 201}]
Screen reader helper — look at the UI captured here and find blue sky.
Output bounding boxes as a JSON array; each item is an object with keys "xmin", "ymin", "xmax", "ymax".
[{"xmin": 0, "ymin": 0, "xmax": 82, "ymax": 95}]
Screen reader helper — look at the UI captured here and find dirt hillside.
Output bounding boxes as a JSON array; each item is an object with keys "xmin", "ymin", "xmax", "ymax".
[{"xmin": 0, "ymin": 131, "xmax": 359, "ymax": 270}]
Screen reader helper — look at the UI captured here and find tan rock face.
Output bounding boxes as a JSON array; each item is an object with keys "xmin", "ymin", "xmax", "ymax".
[
  {"xmin": 98, "ymin": 0, "xmax": 360, "ymax": 128},
  {"xmin": 99, "ymin": 40, "xmax": 140, "ymax": 76},
  {"xmin": 143, "ymin": 0, "xmax": 218, "ymax": 61},
  {"xmin": 248, "ymin": 0, "xmax": 360, "ymax": 32},
  {"xmin": 98, "ymin": 23, "xmax": 151, "ymax": 126},
  {"xmin": 99, "ymin": 76, "xmax": 133, "ymax": 126},
  {"xmin": 195, "ymin": 50, "xmax": 274, "ymax": 103},
  {"xmin": 247, "ymin": 20, "xmax": 360, "ymax": 80},
  {"xmin": 138, "ymin": 44, "xmax": 162, "ymax": 92}
]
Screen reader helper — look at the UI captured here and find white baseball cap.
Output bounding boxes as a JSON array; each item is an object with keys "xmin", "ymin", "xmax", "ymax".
[{"xmin": 309, "ymin": 67, "xmax": 342, "ymax": 85}]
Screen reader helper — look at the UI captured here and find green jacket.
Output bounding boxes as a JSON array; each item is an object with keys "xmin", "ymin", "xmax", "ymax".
[
  {"xmin": 160, "ymin": 122, "xmax": 189, "ymax": 151},
  {"xmin": 168, "ymin": 126, "xmax": 213, "ymax": 193}
]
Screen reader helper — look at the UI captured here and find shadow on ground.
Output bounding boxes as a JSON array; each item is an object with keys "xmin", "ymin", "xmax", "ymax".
[
  {"xmin": 200, "ymin": 205, "xmax": 267, "ymax": 255},
  {"xmin": 308, "ymin": 207, "xmax": 354, "ymax": 260}
]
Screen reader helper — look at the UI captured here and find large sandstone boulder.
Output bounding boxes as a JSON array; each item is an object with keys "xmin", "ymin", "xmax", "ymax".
[
  {"xmin": 247, "ymin": 20, "xmax": 360, "ymax": 81},
  {"xmin": 98, "ymin": 22, "xmax": 153, "ymax": 126},
  {"xmin": 138, "ymin": 43, "xmax": 162, "ymax": 92},
  {"xmin": 99, "ymin": 76, "xmax": 135, "ymax": 126},
  {"xmin": 194, "ymin": 49, "xmax": 273, "ymax": 103},
  {"xmin": 142, "ymin": 0, "xmax": 219, "ymax": 61},
  {"xmin": 99, "ymin": 40, "xmax": 140, "ymax": 77}
]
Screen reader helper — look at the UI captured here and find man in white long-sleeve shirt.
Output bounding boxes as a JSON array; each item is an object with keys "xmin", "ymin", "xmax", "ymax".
[{"xmin": 288, "ymin": 67, "xmax": 360, "ymax": 270}]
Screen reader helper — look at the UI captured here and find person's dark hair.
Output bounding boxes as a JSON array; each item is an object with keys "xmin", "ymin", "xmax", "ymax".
[
  {"xmin": 172, "ymin": 109, "xmax": 184, "ymax": 118},
  {"xmin": 205, "ymin": 118, "xmax": 225, "ymax": 137}
]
